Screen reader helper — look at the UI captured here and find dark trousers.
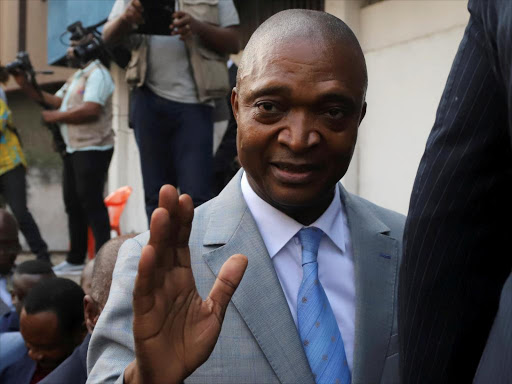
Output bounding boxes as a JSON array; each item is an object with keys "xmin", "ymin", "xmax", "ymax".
[
  {"xmin": 132, "ymin": 86, "xmax": 213, "ymax": 222},
  {"xmin": 0, "ymin": 165, "xmax": 49, "ymax": 261},
  {"xmin": 63, "ymin": 149, "xmax": 112, "ymax": 265},
  {"xmin": 399, "ymin": 0, "xmax": 512, "ymax": 382}
]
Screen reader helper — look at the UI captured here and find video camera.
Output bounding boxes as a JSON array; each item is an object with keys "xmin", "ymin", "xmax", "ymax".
[
  {"xmin": 4, "ymin": 52, "xmax": 53, "ymax": 78},
  {"xmin": 65, "ymin": 19, "xmax": 130, "ymax": 68},
  {"xmin": 5, "ymin": 52, "xmax": 33, "ymax": 74},
  {"xmin": 67, "ymin": 20, "xmax": 106, "ymax": 64}
]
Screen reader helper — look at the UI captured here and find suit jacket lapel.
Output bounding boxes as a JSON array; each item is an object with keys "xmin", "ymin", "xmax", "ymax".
[
  {"xmin": 202, "ymin": 171, "xmax": 315, "ymax": 384},
  {"xmin": 339, "ymin": 185, "xmax": 399, "ymax": 384}
]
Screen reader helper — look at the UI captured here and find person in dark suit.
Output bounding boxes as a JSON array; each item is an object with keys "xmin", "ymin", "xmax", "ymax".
[
  {"xmin": 213, "ymin": 61, "xmax": 240, "ymax": 196},
  {"xmin": 0, "ymin": 260, "xmax": 55, "ymax": 333},
  {"xmin": 0, "ymin": 278, "xmax": 86, "ymax": 384},
  {"xmin": 39, "ymin": 235, "xmax": 134, "ymax": 384},
  {"xmin": 399, "ymin": 0, "xmax": 512, "ymax": 382}
]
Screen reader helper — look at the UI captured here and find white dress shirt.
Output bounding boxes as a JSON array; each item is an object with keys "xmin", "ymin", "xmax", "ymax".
[{"xmin": 241, "ymin": 172, "xmax": 356, "ymax": 371}]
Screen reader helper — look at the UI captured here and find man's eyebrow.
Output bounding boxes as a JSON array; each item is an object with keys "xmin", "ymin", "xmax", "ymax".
[
  {"xmin": 316, "ymin": 92, "xmax": 356, "ymax": 107},
  {"xmin": 246, "ymin": 85, "xmax": 292, "ymax": 100}
]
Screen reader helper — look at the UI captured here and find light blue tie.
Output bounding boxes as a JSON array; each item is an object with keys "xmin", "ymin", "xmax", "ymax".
[{"xmin": 297, "ymin": 227, "xmax": 351, "ymax": 384}]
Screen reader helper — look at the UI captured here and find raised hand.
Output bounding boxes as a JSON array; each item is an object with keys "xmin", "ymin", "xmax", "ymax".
[
  {"xmin": 125, "ymin": 185, "xmax": 248, "ymax": 384},
  {"xmin": 121, "ymin": 0, "xmax": 144, "ymax": 26}
]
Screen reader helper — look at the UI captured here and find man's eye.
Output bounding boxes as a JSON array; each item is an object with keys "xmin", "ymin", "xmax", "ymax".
[
  {"xmin": 257, "ymin": 102, "xmax": 278, "ymax": 113},
  {"xmin": 326, "ymin": 108, "xmax": 344, "ymax": 119}
]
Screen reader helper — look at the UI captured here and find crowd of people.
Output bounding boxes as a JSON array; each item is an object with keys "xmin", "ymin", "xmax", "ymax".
[{"xmin": 0, "ymin": 0, "xmax": 511, "ymax": 383}]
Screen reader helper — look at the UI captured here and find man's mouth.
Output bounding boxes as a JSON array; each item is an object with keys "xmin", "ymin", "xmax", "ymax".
[{"xmin": 270, "ymin": 162, "xmax": 320, "ymax": 184}]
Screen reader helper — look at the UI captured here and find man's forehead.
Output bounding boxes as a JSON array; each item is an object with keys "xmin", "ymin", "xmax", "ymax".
[{"xmin": 238, "ymin": 39, "xmax": 365, "ymax": 100}]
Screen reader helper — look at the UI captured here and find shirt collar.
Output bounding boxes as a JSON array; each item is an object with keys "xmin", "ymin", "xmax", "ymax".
[
  {"xmin": 75, "ymin": 60, "xmax": 100, "ymax": 78},
  {"xmin": 241, "ymin": 172, "xmax": 346, "ymax": 258}
]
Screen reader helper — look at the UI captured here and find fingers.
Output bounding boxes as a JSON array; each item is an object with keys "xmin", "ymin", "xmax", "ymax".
[
  {"xmin": 170, "ymin": 12, "xmax": 194, "ymax": 39},
  {"xmin": 148, "ymin": 185, "xmax": 177, "ymax": 250},
  {"xmin": 175, "ymin": 194, "xmax": 194, "ymax": 268},
  {"xmin": 176, "ymin": 194, "xmax": 194, "ymax": 247},
  {"xmin": 133, "ymin": 244, "xmax": 157, "ymax": 317},
  {"xmin": 148, "ymin": 185, "xmax": 194, "ymax": 270},
  {"xmin": 158, "ymin": 184, "xmax": 178, "ymax": 210},
  {"xmin": 156, "ymin": 185, "xmax": 179, "ymax": 269},
  {"xmin": 172, "ymin": 15, "xmax": 189, "ymax": 29},
  {"xmin": 171, "ymin": 27, "xmax": 192, "ymax": 39},
  {"xmin": 132, "ymin": 0, "xmax": 143, "ymax": 11},
  {"xmin": 172, "ymin": 11, "xmax": 187, "ymax": 21},
  {"xmin": 207, "ymin": 254, "xmax": 248, "ymax": 319},
  {"xmin": 125, "ymin": 0, "xmax": 144, "ymax": 25}
]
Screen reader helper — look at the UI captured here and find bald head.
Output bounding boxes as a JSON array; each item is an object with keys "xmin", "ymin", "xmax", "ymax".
[
  {"xmin": 237, "ymin": 9, "xmax": 367, "ymax": 91},
  {"xmin": 91, "ymin": 234, "xmax": 136, "ymax": 307}
]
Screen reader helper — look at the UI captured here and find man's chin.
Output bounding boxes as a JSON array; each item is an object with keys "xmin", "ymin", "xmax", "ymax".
[{"xmin": 270, "ymin": 191, "xmax": 327, "ymax": 211}]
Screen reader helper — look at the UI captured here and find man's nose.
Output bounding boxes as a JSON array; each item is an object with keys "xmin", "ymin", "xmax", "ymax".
[{"xmin": 277, "ymin": 111, "xmax": 320, "ymax": 153}]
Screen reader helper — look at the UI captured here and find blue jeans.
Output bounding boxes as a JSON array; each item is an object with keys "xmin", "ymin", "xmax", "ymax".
[{"xmin": 132, "ymin": 86, "xmax": 213, "ymax": 222}]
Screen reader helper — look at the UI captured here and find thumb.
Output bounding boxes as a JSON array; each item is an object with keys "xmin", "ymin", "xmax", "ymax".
[{"xmin": 207, "ymin": 254, "xmax": 248, "ymax": 317}]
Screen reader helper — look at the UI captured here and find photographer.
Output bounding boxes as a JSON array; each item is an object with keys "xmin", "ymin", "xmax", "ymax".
[
  {"xmin": 0, "ymin": 65, "xmax": 51, "ymax": 264},
  {"xmin": 13, "ymin": 34, "xmax": 115, "ymax": 275},
  {"xmin": 104, "ymin": 0, "xmax": 240, "ymax": 221}
]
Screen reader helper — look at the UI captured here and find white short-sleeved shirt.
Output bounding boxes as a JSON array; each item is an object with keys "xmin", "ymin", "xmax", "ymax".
[
  {"xmin": 109, "ymin": 0, "xmax": 239, "ymax": 104},
  {"xmin": 55, "ymin": 60, "xmax": 115, "ymax": 153}
]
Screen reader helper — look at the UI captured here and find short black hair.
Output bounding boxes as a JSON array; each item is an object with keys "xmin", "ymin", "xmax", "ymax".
[
  {"xmin": 23, "ymin": 277, "xmax": 85, "ymax": 335},
  {"xmin": 15, "ymin": 260, "xmax": 55, "ymax": 276}
]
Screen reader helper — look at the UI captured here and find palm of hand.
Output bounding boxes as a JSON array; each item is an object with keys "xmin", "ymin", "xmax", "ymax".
[{"xmin": 131, "ymin": 186, "xmax": 247, "ymax": 384}]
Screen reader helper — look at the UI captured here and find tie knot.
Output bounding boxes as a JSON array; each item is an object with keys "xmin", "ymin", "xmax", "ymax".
[{"xmin": 298, "ymin": 227, "xmax": 323, "ymax": 265}]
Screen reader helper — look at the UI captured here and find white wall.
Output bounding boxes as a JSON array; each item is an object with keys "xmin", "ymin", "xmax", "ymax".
[
  {"xmin": 336, "ymin": 0, "xmax": 469, "ymax": 214},
  {"xmin": 107, "ymin": 65, "xmax": 148, "ymax": 235}
]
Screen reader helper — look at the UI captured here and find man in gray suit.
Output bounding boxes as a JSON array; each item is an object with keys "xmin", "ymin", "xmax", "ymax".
[{"xmin": 88, "ymin": 10, "xmax": 404, "ymax": 384}]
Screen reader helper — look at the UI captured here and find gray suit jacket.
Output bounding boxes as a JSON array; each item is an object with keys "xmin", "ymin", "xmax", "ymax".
[{"xmin": 87, "ymin": 171, "xmax": 404, "ymax": 384}]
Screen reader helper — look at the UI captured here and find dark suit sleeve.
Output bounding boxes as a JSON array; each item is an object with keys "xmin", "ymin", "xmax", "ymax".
[
  {"xmin": 213, "ymin": 64, "xmax": 240, "ymax": 195},
  {"xmin": 399, "ymin": 2, "xmax": 512, "ymax": 383}
]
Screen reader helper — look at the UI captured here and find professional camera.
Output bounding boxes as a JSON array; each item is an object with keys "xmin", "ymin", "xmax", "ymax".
[
  {"xmin": 5, "ymin": 51, "xmax": 33, "ymax": 74},
  {"xmin": 65, "ymin": 20, "xmax": 130, "ymax": 68},
  {"xmin": 67, "ymin": 21, "xmax": 105, "ymax": 64}
]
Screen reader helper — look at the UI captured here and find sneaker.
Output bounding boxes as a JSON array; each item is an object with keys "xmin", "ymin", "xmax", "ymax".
[{"xmin": 52, "ymin": 261, "xmax": 84, "ymax": 275}]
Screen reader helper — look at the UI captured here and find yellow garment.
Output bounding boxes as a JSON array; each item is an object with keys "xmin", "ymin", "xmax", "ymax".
[{"xmin": 0, "ymin": 99, "xmax": 26, "ymax": 176}]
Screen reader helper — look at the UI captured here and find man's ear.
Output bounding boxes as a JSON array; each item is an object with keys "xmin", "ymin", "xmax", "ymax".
[
  {"xmin": 359, "ymin": 101, "xmax": 367, "ymax": 125},
  {"xmin": 83, "ymin": 295, "xmax": 100, "ymax": 334},
  {"xmin": 231, "ymin": 87, "xmax": 239, "ymax": 122}
]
